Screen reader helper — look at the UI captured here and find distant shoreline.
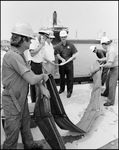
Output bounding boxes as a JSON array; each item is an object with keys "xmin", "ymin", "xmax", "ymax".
[{"xmin": 67, "ymin": 39, "xmax": 100, "ymax": 44}]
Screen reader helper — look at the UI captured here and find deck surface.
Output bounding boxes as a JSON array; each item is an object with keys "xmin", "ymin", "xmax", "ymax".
[{"xmin": 1, "ymin": 82, "xmax": 118, "ymax": 149}]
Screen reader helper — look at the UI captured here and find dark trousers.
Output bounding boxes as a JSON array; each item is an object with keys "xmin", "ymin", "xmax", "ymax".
[
  {"xmin": 59, "ymin": 63, "xmax": 73, "ymax": 93},
  {"xmin": 101, "ymin": 67, "xmax": 109, "ymax": 86},
  {"xmin": 2, "ymin": 91, "xmax": 36, "ymax": 149},
  {"xmin": 30, "ymin": 61, "xmax": 42, "ymax": 103},
  {"xmin": 103, "ymin": 67, "xmax": 118, "ymax": 104}
]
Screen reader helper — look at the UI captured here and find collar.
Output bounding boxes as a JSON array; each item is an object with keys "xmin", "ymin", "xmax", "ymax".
[
  {"xmin": 61, "ymin": 41, "xmax": 67, "ymax": 46},
  {"xmin": 11, "ymin": 46, "xmax": 22, "ymax": 54},
  {"xmin": 11, "ymin": 46, "xmax": 27, "ymax": 63}
]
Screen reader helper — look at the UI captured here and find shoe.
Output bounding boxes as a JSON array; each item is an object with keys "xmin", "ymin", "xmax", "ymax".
[
  {"xmin": 58, "ymin": 89, "xmax": 64, "ymax": 94},
  {"xmin": 103, "ymin": 102, "xmax": 114, "ymax": 106},
  {"xmin": 67, "ymin": 92, "xmax": 72, "ymax": 98},
  {"xmin": 101, "ymin": 93, "xmax": 108, "ymax": 97},
  {"xmin": 24, "ymin": 143, "xmax": 43, "ymax": 149}
]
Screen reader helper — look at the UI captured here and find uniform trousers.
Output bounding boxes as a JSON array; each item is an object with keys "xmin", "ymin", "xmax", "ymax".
[
  {"xmin": 102, "ymin": 67, "xmax": 118, "ymax": 104},
  {"xmin": 59, "ymin": 63, "xmax": 73, "ymax": 93},
  {"xmin": 101, "ymin": 67, "xmax": 109, "ymax": 86},
  {"xmin": 2, "ymin": 88, "xmax": 37, "ymax": 149},
  {"xmin": 30, "ymin": 61, "xmax": 42, "ymax": 102}
]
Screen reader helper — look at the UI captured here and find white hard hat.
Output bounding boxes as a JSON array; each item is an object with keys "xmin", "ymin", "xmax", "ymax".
[
  {"xmin": 48, "ymin": 31, "xmax": 55, "ymax": 38},
  {"xmin": 59, "ymin": 30, "xmax": 68, "ymax": 37},
  {"xmin": 90, "ymin": 45, "xmax": 96, "ymax": 52},
  {"xmin": 100, "ymin": 37, "xmax": 110, "ymax": 44},
  {"xmin": 11, "ymin": 22, "xmax": 34, "ymax": 39}
]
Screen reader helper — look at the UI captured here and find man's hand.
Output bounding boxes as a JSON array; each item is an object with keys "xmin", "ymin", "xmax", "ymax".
[
  {"xmin": 40, "ymin": 40, "xmax": 45, "ymax": 47},
  {"xmin": 61, "ymin": 58, "xmax": 66, "ymax": 63},
  {"xmin": 40, "ymin": 85, "xmax": 50, "ymax": 99},
  {"xmin": 42, "ymin": 74, "xmax": 49, "ymax": 82},
  {"xmin": 99, "ymin": 64, "xmax": 104, "ymax": 68},
  {"xmin": 59, "ymin": 61, "xmax": 67, "ymax": 66},
  {"xmin": 50, "ymin": 61, "xmax": 56, "ymax": 65}
]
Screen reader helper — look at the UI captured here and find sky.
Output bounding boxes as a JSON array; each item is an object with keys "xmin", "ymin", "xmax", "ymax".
[{"xmin": 1, "ymin": 1, "xmax": 118, "ymax": 40}]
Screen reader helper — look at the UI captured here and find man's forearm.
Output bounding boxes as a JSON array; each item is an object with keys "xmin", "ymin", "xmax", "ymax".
[
  {"xmin": 98, "ymin": 57, "xmax": 107, "ymax": 61},
  {"xmin": 57, "ymin": 54, "xmax": 65, "ymax": 62},
  {"xmin": 100, "ymin": 62, "xmax": 112, "ymax": 68}
]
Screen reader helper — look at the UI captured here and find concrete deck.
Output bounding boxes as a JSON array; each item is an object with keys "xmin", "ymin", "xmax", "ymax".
[{"xmin": 1, "ymin": 83, "xmax": 118, "ymax": 149}]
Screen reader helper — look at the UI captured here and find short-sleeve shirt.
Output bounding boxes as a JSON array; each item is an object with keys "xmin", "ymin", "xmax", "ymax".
[
  {"xmin": 96, "ymin": 49, "xmax": 106, "ymax": 58},
  {"xmin": 54, "ymin": 41, "xmax": 78, "ymax": 64},
  {"xmin": 106, "ymin": 46, "xmax": 118, "ymax": 68},
  {"xmin": 29, "ymin": 36, "xmax": 43, "ymax": 63},
  {"xmin": 2, "ymin": 46, "xmax": 30, "ymax": 95},
  {"xmin": 42, "ymin": 41, "xmax": 55, "ymax": 63}
]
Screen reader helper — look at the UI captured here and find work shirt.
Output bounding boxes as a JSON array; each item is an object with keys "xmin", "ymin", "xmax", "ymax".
[
  {"xmin": 106, "ymin": 46, "xmax": 118, "ymax": 68},
  {"xmin": 96, "ymin": 49, "xmax": 106, "ymax": 58},
  {"xmin": 42, "ymin": 41, "xmax": 55, "ymax": 63},
  {"xmin": 2, "ymin": 46, "xmax": 30, "ymax": 98},
  {"xmin": 29, "ymin": 36, "xmax": 43, "ymax": 63},
  {"xmin": 54, "ymin": 41, "xmax": 78, "ymax": 64}
]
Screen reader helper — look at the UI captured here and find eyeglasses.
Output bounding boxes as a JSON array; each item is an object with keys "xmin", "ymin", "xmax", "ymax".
[{"xmin": 61, "ymin": 36, "xmax": 67, "ymax": 39}]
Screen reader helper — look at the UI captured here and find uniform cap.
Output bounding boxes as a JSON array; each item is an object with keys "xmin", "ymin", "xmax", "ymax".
[
  {"xmin": 38, "ymin": 29, "xmax": 50, "ymax": 36},
  {"xmin": 48, "ymin": 31, "xmax": 55, "ymax": 38}
]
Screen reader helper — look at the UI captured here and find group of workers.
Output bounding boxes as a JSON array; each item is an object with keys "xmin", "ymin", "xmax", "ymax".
[
  {"xmin": 90, "ymin": 36, "xmax": 118, "ymax": 106},
  {"xmin": 1, "ymin": 22, "xmax": 118, "ymax": 149}
]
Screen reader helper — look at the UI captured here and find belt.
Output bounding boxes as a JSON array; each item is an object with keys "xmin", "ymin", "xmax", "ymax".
[{"xmin": 31, "ymin": 61, "xmax": 42, "ymax": 64}]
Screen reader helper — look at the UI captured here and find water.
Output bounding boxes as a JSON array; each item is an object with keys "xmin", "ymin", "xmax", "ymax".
[
  {"xmin": 1, "ymin": 43, "xmax": 118, "ymax": 77},
  {"xmin": 73, "ymin": 43, "xmax": 118, "ymax": 76}
]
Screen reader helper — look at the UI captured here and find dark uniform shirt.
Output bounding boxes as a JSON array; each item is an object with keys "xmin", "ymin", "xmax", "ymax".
[
  {"xmin": 54, "ymin": 41, "xmax": 78, "ymax": 64},
  {"xmin": 96, "ymin": 49, "xmax": 106, "ymax": 58}
]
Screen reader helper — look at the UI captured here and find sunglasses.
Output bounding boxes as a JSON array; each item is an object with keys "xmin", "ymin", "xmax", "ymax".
[{"xmin": 61, "ymin": 36, "xmax": 67, "ymax": 39}]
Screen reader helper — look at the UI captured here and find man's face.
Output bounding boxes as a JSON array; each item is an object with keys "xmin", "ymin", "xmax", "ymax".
[
  {"xmin": 47, "ymin": 37, "xmax": 53, "ymax": 43},
  {"xmin": 42, "ymin": 34, "xmax": 47, "ymax": 41},
  {"xmin": 101, "ymin": 43, "xmax": 107, "ymax": 50},
  {"xmin": 60, "ymin": 36, "xmax": 67, "ymax": 42},
  {"xmin": 25, "ymin": 37, "xmax": 32, "ymax": 49}
]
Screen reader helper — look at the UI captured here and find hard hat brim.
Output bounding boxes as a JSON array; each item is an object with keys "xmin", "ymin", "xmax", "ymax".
[{"xmin": 11, "ymin": 31, "xmax": 35, "ymax": 39}]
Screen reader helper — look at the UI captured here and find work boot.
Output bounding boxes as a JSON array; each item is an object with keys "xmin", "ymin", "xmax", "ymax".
[
  {"xmin": 101, "ymin": 93, "xmax": 108, "ymax": 97},
  {"xmin": 67, "ymin": 92, "xmax": 72, "ymax": 98},
  {"xmin": 58, "ymin": 89, "xmax": 64, "ymax": 94},
  {"xmin": 24, "ymin": 143, "xmax": 43, "ymax": 149},
  {"xmin": 103, "ymin": 102, "xmax": 114, "ymax": 106}
]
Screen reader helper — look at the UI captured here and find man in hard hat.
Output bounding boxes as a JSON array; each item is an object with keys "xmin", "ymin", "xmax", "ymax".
[
  {"xmin": 90, "ymin": 45, "xmax": 106, "ymax": 58},
  {"xmin": 1, "ymin": 22, "xmax": 50, "ymax": 149},
  {"xmin": 90, "ymin": 45, "xmax": 109, "ymax": 86},
  {"xmin": 54, "ymin": 30, "xmax": 79, "ymax": 98},
  {"xmin": 99, "ymin": 37, "xmax": 118, "ymax": 106},
  {"xmin": 29, "ymin": 31, "xmax": 45, "ymax": 103}
]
